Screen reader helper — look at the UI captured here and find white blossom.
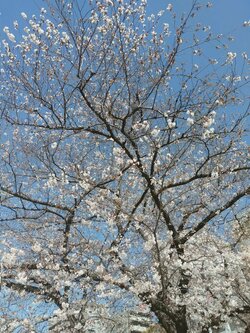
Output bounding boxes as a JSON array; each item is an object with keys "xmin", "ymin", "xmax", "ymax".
[
  {"xmin": 243, "ymin": 20, "xmax": 250, "ymax": 27},
  {"xmin": 166, "ymin": 4, "xmax": 173, "ymax": 11},
  {"xmin": 167, "ymin": 119, "xmax": 176, "ymax": 128},
  {"xmin": 209, "ymin": 58, "xmax": 218, "ymax": 65},
  {"xmin": 13, "ymin": 21, "xmax": 18, "ymax": 30},
  {"xmin": 226, "ymin": 52, "xmax": 237, "ymax": 64},
  {"xmin": 242, "ymin": 52, "xmax": 248, "ymax": 59},
  {"xmin": 187, "ymin": 117, "xmax": 194, "ymax": 126},
  {"xmin": 21, "ymin": 12, "xmax": 28, "ymax": 20}
]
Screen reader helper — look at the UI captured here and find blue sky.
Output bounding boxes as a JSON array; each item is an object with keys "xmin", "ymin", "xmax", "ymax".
[{"xmin": 0, "ymin": 0, "xmax": 249, "ymax": 56}]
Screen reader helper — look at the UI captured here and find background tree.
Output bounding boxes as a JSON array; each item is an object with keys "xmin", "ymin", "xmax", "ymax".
[
  {"xmin": 230, "ymin": 210, "xmax": 250, "ymax": 332},
  {"xmin": 0, "ymin": 0, "xmax": 249, "ymax": 332}
]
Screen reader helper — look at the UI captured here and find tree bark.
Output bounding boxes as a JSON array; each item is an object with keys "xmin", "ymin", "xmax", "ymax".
[
  {"xmin": 175, "ymin": 318, "xmax": 189, "ymax": 333},
  {"xmin": 151, "ymin": 300, "xmax": 189, "ymax": 333}
]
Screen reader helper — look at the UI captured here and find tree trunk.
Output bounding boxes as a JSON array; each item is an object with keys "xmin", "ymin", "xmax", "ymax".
[
  {"xmin": 150, "ymin": 301, "xmax": 176, "ymax": 333},
  {"xmin": 245, "ymin": 324, "xmax": 250, "ymax": 333},
  {"xmin": 175, "ymin": 318, "xmax": 189, "ymax": 333},
  {"xmin": 151, "ymin": 300, "xmax": 188, "ymax": 333}
]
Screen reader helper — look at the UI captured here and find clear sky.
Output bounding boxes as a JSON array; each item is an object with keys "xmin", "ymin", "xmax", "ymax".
[{"xmin": 0, "ymin": 0, "xmax": 249, "ymax": 55}]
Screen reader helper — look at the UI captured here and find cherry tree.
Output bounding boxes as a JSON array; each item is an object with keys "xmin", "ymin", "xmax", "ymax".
[{"xmin": 0, "ymin": 0, "xmax": 249, "ymax": 332}]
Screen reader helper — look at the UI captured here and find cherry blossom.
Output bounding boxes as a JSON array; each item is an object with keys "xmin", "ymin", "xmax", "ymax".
[{"xmin": 0, "ymin": 1, "xmax": 249, "ymax": 332}]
